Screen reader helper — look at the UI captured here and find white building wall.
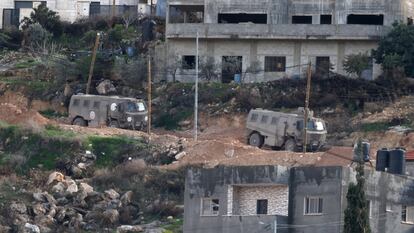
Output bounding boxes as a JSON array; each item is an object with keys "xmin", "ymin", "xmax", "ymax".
[
  {"xmin": 0, "ymin": 0, "xmax": 16, "ymax": 29},
  {"xmin": 232, "ymin": 185, "xmax": 289, "ymax": 216}
]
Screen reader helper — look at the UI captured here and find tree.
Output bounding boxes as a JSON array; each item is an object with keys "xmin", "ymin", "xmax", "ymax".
[
  {"xmin": 121, "ymin": 11, "xmax": 139, "ymax": 29},
  {"xmin": 372, "ymin": 23, "xmax": 414, "ymax": 77},
  {"xmin": 165, "ymin": 52, "xmax": 182, "ymax": 82},
  {"xmin": 343, "ymin": 140, "xmax": 371, "ymax": 233},
  {"xmin": 199, "ymin": 56, "xmax": 220, "ymax": 82},
  {"xmin": 343, "ymin": 52, "xmax": 371, "ymax": 78},
  {"xmin": 21, "ymin": 3, "xmax": 63, "ymax": 37}
]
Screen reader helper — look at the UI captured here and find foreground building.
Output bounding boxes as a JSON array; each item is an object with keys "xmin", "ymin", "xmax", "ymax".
[
  {"xmin": 165, "ymin": 0, "xmax": 414, "ymax": 83},
  {"xmin": 0, "ymin": 0, "xmax": 154, "ymax": 29},
  {"xmin": 184, "ymin": 165, "xmax": 414, "ymax": 233}
]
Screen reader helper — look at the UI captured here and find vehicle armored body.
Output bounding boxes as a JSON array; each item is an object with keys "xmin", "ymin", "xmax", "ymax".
[
  {"xmin": 246, "ymin": 108, "xmax": 327, "ymax": 151},
  {"xmin": 69, "ymin": 94, "xmax": 148, "ymax": 130}
]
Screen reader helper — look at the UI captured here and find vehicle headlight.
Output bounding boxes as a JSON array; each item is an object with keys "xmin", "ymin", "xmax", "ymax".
[
  {"xmin": 127, "ymin": 117, "xmax": 132, "ymax": 122},
  {"xmin": 144, "ymin": 116, "xmax": 148, "ymax": 121}
]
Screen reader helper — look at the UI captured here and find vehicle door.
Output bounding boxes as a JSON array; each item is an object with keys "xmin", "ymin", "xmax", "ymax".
[{"xmin": 276, "ymin": 116, "xmax": 288, "ymax": 146}]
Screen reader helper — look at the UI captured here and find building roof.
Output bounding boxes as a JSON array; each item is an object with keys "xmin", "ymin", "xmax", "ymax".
[{"xmin": 406, "ymin": 150, "xmax": 414, "ymax": 161}]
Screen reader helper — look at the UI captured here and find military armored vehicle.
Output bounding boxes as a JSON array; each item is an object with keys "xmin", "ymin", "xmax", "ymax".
[
  {"xmin": 246, "ymin": 108, "xmax": 327, "ymax": 151},
  {"xmin": 69, "ymin": 94, "xmax": 148, "ymax": 130}
]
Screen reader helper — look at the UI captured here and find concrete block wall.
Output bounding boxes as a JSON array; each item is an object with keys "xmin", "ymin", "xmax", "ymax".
[
  {"xmin": 232, "ymin": 185, "xmax": 289, "ymax": 216},
  {"xmin": 167, "ymin": 38, "xmax": 381, "ymax": 82}
]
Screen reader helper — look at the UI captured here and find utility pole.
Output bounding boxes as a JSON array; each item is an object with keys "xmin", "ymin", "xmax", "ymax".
[
  {"xmin": 147, "ymin": 55, "xmax": 152, "ymax": 136},
  {"xmin": 112, "ymin": 0, "xmax": 116, "ymax": 21},
  {"xmin": 194, "ymin": 32, "xmax": 199, "ymax": 141},
  {"xmin": 303, "ymin": 61, "xmax": 312, "ymax": 153},
  {"xmin": 86, "ymin": 32, "xmax": 100, "ymax": 94}
]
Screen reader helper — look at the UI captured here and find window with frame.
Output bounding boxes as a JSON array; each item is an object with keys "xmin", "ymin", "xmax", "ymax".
[
  {"xmin": 83, "ymin": 100, "xmax": 90, "ymax": 107},
  {"xmin": 257, "ymin": 199, "xmax": 268, "ymax": 215},
  {"xmin": 261, "ymin": 115, "xmax": 269, "ymax": 124},
  {"xmin": 73, "ymin": 99, "xmax": 80, "ymax": 106},
  {"xmin": 250, "ymin": 113, "xmax": 258, "ymax": 122},
  {"xmin": 304, "ymin": 197, "xmax": 323, "ymax": 215},
  {"xmin": 402, "ymin": 205, "xmax": 414, "ymax": 223},
  {"xmin": 182, "ymin": 55, "xmax": 196, "ymax": 69},
  {"xmin": 93, "ymin": 101, "xmax": 100, "ymax": 109},
  {"xmin": 201, "ymin": 198, "xmax": 219, "ymax": 216},
  {"xmin": 265, "ymin": 56, "xmax": 286, "ymax": 72}
]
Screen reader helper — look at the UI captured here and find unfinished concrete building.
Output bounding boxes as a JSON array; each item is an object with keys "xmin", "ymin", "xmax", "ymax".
[
  {"xmin": 165, "ymin": 0, "xmax": 414, "ymax": 83},
  {"xmin": 184, "ymin": 165, "xmax": 414, "ymax": 233},
  {"xmin": 0, "ymin": 0, "xmax": 153, "ymax": 29}
]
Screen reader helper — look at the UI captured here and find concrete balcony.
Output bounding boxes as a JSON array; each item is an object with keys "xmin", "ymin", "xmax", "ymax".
[{"xmin": 166, "ymin": 23, "xmax": 390, "ymax": 40}]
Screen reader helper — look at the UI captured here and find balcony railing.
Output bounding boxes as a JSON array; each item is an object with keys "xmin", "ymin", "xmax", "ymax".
[{"xmin": 166, "ymin": 23, "xmax": 390, "ymax": 40}]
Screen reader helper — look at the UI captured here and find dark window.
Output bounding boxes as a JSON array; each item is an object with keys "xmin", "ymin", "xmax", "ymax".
[
  {"xmin": 316, "ymin": 56, "xmax": 330, "ymax": 75},
  {"xmin": 402, "ymin": 205, "xmax": 407, "ymax": 222},
  {"xmin": 250, "ymin": 113, "xmax": 258, "ymax": 122},
  {"xmin": 347, "ymin": 14, "xmax": 384, "ymax": 25},
  {"xmin": 292, "ymin": 15, "xmax": 312, "ymax": 24},
  {"xmin": 83, "ymin": 100, "xmax": 90, "ymax": 107},
  {"xmin": 265, "ymin": 56, "xmax": 286, "ymax": 72},
  {"xmin": 201, "ymin": 198, "xmax": 219, "ymax": 216},
  {"xmin": 2, "ymin": 9, "xmax": 19, "ymax": 28},
  {"xmin": 221, "ymin": 56, "xmax": 242, "ymax": 83},
  {"xmin": 257, "ymin": 199, "xmax": 268, "ymax": 215},
  {"xmin": 271, "ymin": 117, "xmax": 277, "ymax": 125},
  {"xmin": 182, "ymin": 56, "xmax": 196, "ymax": 69},
  {"xmin": 15, "ymin": 1, "xmax": 33, "ymax": 9},
  {"xmin": 305, "ymin": 197, "xmax": 323, "ymax": 215},
  {"xmin": 93, "ymin": 101, "xmax": 100, "ymax": 108},
  {"xmin": 169, "ymin": 5, "xmax": 204, "ymax": 23},
  {"xmin": 73, "ymin": 99, "xmax": 80, "ymax": 106},
  {"xmin": 218, "ymin": 13, "xmax": 267, "ymax": 24},
  {"xmin": 320, "ymin": 15, "xmax": 332, "ymax": 24},
  {"xmin": 89, "ymin": 2, "xmax": 101, "ymax": 16},
  {"xmin": 408, "ymin": 18, "xmax": 413, "ymax": 25},
  {"xmin": 261, "ymin": 115, "xmax": 269, "ymax": 124}
]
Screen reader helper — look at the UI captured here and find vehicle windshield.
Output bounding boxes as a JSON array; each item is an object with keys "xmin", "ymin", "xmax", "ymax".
[
  {"xmin": 136, "ymin": 102, "xmax": 146, "ymax": 112},
  {"xmin": 125, "ymin": 102, "xmax": 138, "ymax": 112},
  {"xmin": 308, "ymin": 120, "xmax": 325, "ymax": 131}
]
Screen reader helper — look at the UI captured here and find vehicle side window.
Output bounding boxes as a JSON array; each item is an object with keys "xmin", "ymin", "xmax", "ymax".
[
  {"xmin": 73, "ymin": 99, "xmax": 80, "ymax": 106},
  {"xmin": 271, "ymin": 117, "xmax": 277, "ymax": 125},
  {"xmin": 250, "ymin": 113, "xmax": 258, "ymax": 122},
  {"xmin": 93, "ymin": 101, "xmax": 100, "ymax": 108},
  {"xmin": 261, "ymin": 115, "xmax": 268, "ymax": 124},
  {"xmin": 83, "ymin": 100, "xmax": 90, "ymax": 107}
]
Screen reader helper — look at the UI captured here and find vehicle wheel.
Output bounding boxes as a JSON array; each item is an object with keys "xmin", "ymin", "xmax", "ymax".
[
  {"xmin": 284, "ymin": 138, "xmax": 297, "ymax": 152},
  {"xmin": 109, "ymin": 120, "xmax": 120, "ymax": 128},
  {"xmin": 249, "ymin": 132, "xmax": 264, "ymax": 148},
  {"xmin": 72, "ymin": 117, "xmax": 87, "ymax": 127}
]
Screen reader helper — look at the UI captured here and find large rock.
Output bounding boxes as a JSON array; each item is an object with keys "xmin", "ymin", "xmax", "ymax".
[
  {"xmin": 32, "ymin": 203, "xmax": 46, "ymax": 216},
  {"xmin": 51, "ymin": 182, "xmax": 65, "ymax": 194},
  {"xmin": 79, "ymin": 183, "xmax": 94, "ymax": 194},
  {"xmin": 32, "ymin": 193, "xmax": 46, "ymax": 202},
  {"xmin": 66, "ymin": 182, "xmax": 78, "ymax": 194},
  {"xmin": 120, "ymin": 191, "xmax": 133, "ymax": 206},
  {"xmin": 119, "ymin": 206, "xmax": 139, "ymax": 224},
  {"xmin": 116, "ymin": 225, "xmax": 143, "ymax": 233},
  {"xmin": 24, "ymin": 223, "xmax": 40, "ymax": 233},
  {"xmin": 102, "ymin": 209, "xmax": 119, "ymax": 225},
  {"xmin": 47, "ymin": 172, "xmax": 65, "ymax": 185},
  {"xmin": 9, "ymin": 202, "xmax": 27, "ymax": 214},
  {"xmin": 104, "ymin": 189, "xmax": 120, "ymax": 200},
  {"xmin": 96, "ymin": 80, "xmax": 116, "ymax": 95},
  {"xmin": 32, "ymin": 192, "xmax": 56, "ymax": 204}
]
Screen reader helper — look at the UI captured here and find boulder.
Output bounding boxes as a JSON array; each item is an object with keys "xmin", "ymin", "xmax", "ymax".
[
  {"xmin": 24, "ymin": 223, "xmax": 40, "ymax": 233},
  {"xmin": 32, "ymin": 193, "xmax": 46, "ymax": 202},
  {"xmin": 116, "ymin": 225, "xmax": 143, "ymax": 233},
  {"xmin": 51, "ymin": 182, "xmax": 65, "ymax": 194},
  {"xmin": 66, "ymin": 182, "xmax": 78, "ymax": 194},
  {"xmin": 57, "ymin": 197, "xmax": 69, "ymax": 205},
  {"xmin": 0, "ymin": 225, "xmax": 11, "ymax": 233},
  {"xmin": 120, "ymin": 191, "xmax": 133, "ymax": 206},
  {"xmin": 47, "ymin": 172, "xmax": 65, "ymax": 185},
  {"xmin": 79, "ymin": 183, "xmax": 94, "ymax": 194},
  {"xmin": 102, "ymin": 209, "xmax": 119, "ymax": 225},
  {"xmin": 119, "ymin": 206, "xmax": 139, "ymax": 224},
  {"xmin": 96, "ymin": 80, "xmax": 116, "ymax": 95},
  {"xmin": 32, "ymin": 203, "xmax": 46, "ymax": 216},
  {"xmin": 104, "ymin": 189, "xmax": 120, "ymax": 200},
  {"xmin": 174, "ymin": 151, "xmax": 186, "ymax": 160},
  {"xmin": 9, "ymin": 202, "xmax": 27, "ymax": 214}
]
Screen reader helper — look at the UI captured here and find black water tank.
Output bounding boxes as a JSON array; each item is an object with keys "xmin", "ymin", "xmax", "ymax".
[
  {"xmin": 376, "ymin": 148, "xmax": 389, "ymax": 172},
  {"xmin": 362, "ymin": 142, "xmax": 370, "ymax": 162},
  {"xmin": 388, "ymin": 148, "xmax": 406, "ymax": 175}
]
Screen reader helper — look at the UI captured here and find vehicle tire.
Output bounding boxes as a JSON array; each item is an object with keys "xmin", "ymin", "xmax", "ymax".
[
  {"xmin": 72, "ymin": 117, "xmax": 87, "ymax": 127},
  {"xmin": 249, "ymin": 132, "xmax": 264, "ymax": 148},
  {"xmin": 109, "ymin": 120, "xmax": 120, "ymax": 128},
  {"xmin": 284, "ymin": 138, "xmax": 297, "ymax": 152}
]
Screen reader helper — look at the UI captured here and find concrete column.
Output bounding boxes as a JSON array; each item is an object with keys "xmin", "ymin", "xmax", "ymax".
[
  {"xmin": 293, "ymin": 41, "xmax": 302, "ymax": 75},
  {"xmin": 337, "ymin": 42, "xmax": 345, "ymax": 75}
]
